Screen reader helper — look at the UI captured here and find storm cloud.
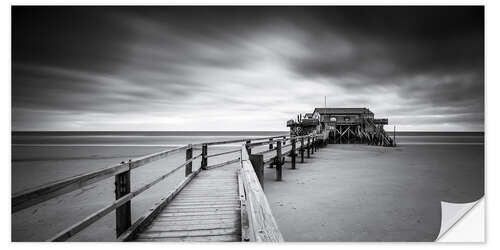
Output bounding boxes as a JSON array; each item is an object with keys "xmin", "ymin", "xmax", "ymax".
[{"xmin": 12, "ymin": 6, "xmax": 484, "ymax": 131}]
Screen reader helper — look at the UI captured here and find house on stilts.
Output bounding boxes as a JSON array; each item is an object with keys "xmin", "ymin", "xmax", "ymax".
[{"xmin": 287, "ymin": 107, "xmax": 396, "ymax": 147}]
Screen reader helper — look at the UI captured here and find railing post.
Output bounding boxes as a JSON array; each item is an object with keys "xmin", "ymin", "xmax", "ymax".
[
  {"xmin": 249, "ymin": 154, "xmax": 264, "ymax": 189},
  {"xmin": 201, "ymin": 143, "xmax": 208, "ymax": 170},
  {"xmin": 269, "ymin": 138, "xmax": 274, "ymax": 168},
  {"xmin": 246, "ymin": 140, "xmax": 251, "ymax": 155},
  {"xmin": 275, "ymin": 141, "xmax": 282, "ymax": 181},
  {"xmin": 301, "ymin": 137, "xmax": 305, "ymax": 163},
  {"xmin": 185, "ymin": 144, "xmax": 193, "ymax": 176},
  {"xmin": 307, "ymin": 137, "xmax": 311, "ymax": 158},
  {"xmin": 282, "ymin": 136, "xmax": 286, "ymax": 145},
  {"xmin": 311, "ymin": 137, "xmax": 315, "ymax": 155},
  {"xmin": 115, "ymin": 160, "xmax": 131, "ymax": 237},
  {"xmin": 291, "ymin": 138, "xmax": 296, "ymax": 169}
]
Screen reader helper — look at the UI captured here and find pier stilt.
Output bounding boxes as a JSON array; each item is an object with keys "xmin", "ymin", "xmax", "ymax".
[
  {"xmin": 311, "ymin": 138, "xmax": 315, "ymax": 155},
  {"xmin": 275, "ymin": 141, "xmax": 282, "ymax": 181},
  {"xmin": 307, "ymin": 137, "xmax": 311, "ymax": 158},
  {"xmin": 269, "ymin": 138, "xmax": 274, "ymax": 168},
  {"xmin": 301, "ymin": 138, "xmax": 305, "ymax": 163},
  {"xmin": 291, "ymin": 138, "xmax": 296, "ymax": 169}
]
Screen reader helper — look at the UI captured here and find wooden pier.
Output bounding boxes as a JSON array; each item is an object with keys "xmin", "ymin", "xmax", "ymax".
[{"xmin": 12, "ymin": 133, "xmax": 323, "ymax": 242}]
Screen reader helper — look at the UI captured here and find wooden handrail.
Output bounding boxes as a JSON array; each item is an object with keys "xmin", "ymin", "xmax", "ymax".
[
  {"xmin": 205, "ymin": 157, "xmax": 241, "ymax": 170},
  {"xmin": 239, "ymin": 144, "xmax": 284, "ymax": 242},
  {"xmin": 12, "ymin": 145, "xmax": 189, "ymax": 213},
  {"xmin": 13, "ymin": 133, "xmax": 300, "ymax": 241},
  {"xmin": 48, "ymin": 153, "xmax": 202, "ymax": 241},
  {"xmin": 207, "ymin": 148, "xmax": 241, "ymax": 158},
  {"xmin": 193, "ymin": 134, "xmax": 289, "ymax": 147}
]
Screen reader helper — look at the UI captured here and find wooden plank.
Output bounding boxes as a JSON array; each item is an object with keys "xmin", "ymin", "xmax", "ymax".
[
  {"xmin": 171, "ymin": 201, "xmax": 238, "ymax": 206},
  {"xmin": 134, "ymin": 234, "xmax": 240, "ymax": 242},
  {"xmin": 137, "ymin": 228, "xmax": 240, "ymax": 239},
  {"xmin": 145, "ymin": 222, "xmax": 239, "ymax": 232},
  {"xmin": 153, "ymin": 214, "xmax": 239, "ymax": 222},
  {"xmin": 240, "ymin": 145, "xmax": 284, "ymax": 242},
  {"xmin": 117, "ymin": 167, "xmax": 202, "ymax": 241},
  {"xmin": 164, "ymin": 206, "xmax": 240, "ymax": 213},
  {"xmin": 157, "ymin": 210, "xmax": 239, "ymax": 217},
  {"xmin": 150, "ymin": 218, "xmax": 238, "ymax": 226}
]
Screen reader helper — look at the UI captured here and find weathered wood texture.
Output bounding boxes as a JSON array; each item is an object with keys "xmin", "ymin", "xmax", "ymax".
[
  {"xmin": 115, "ymin": 164, "xmax": 131, "ymax": 237},
  {"xmin": 240, "ymin": 145, "xmax": 284, "ymax": 242},
  {"xmin": 48, "ymin": 153, "xmax": 202, "ymax": 241},
  {"xmin": 12, "ymin": 145, "xmax": 189, "ymax": 213},
  {"xmin": 133, "ymin": 163, "xmax": 241, "ymax": 242}
]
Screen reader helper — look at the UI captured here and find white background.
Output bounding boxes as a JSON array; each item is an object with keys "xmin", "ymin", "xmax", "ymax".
[{"xmin": 1, "ymin": 0, "xmax": 496, "ymax": 249}]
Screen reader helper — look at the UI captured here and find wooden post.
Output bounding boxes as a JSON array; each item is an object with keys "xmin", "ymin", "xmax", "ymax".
[
  {"xmin": 301, "ymin": 138, "xmax": 305, "ymax": 163},
  {"xmin": 249, "ymin": 154, "xmax": 264, "ymax": 189},
  {"xmin": 269, "ymin": 138, "xmax": 274, "ymax": 168},
  {"xmin": 201, "ymin": 144, "xmax": 208, "ymax": 170},
  {"xmin": 311, "ymin": 137, "xmax": 315, "ymax": 155},
  {"xmin": 307, "ymin": 137, "xmax": 311, "ymax": 158},
  {"xmin": 291, "ymin": 138, "xmax": 296, "ymax": 169},
  {"xmin": 185, "ymin": 145, "xmax": 193, "ymax": 177},
  {"xmin": 275, "ymin": 141, "xmax": 282, "ymax": 181},
  {"xmin": 115, "ymin": 160, "xmax": 131, "ymax": 237},
  {"xmin": 246, "ymin": 140, "xmax": 251, "ymax": 155},
  {"xmin": 393, "ymin": 125, "xmax": 396, "ymax": 146}
]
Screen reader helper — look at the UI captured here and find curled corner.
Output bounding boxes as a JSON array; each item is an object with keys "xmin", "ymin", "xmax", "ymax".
[{"xmin": 436, "ymin": 198, "xmax": 483, "ymax": 241}]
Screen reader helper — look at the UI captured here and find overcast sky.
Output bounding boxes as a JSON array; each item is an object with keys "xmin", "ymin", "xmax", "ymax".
[{"xmin": 12, "ymin": 6, "xmax": 484, "ymax": 131}]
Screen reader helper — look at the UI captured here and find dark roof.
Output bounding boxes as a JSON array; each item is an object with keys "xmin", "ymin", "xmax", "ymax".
[
  {"xmin": 313, "ymin": 108, "xmax": 374, "ymax": 115},
  {"xmin": 304, "ymin": 113, "xmax": 313, "ymax": 117}
]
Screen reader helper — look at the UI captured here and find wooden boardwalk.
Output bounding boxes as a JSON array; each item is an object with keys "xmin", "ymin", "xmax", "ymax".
[
  {"xmin": 12, "ymin": 134, "xmax": 320, "ymax": 242},
  {"xmin": 134, "ymin": 164, "xmax": 241, "ymax": 242}
]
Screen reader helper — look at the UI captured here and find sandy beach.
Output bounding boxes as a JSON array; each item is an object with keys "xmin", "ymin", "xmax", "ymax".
[
  {"xmin": 11, "ymin": 134, "xmax": 484, "ymax": 241},
  {"xmin": 263, "ymin": 143, "xmax": 484, "ymax": 241}
]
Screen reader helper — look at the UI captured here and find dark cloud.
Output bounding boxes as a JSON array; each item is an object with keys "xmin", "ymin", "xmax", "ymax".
[{"xmin": 11, "ymin": 6, "xmax": 484, "ymax": 131}]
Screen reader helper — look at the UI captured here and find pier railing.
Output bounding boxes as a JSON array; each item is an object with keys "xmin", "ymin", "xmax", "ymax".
[{"xmin": 12, "ymin": 133, "xmax": 323, "ymax": 242}]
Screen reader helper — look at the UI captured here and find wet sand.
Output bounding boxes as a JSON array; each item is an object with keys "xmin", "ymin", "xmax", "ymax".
[{"xmin": 263, "ymin": 144, "xmax": 484, "ymax": 241}]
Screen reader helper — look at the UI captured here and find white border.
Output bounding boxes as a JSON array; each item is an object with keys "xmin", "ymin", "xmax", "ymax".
[{"xmin": 2, "ymin": 1, "xmax": 496, "ymax": 249}]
